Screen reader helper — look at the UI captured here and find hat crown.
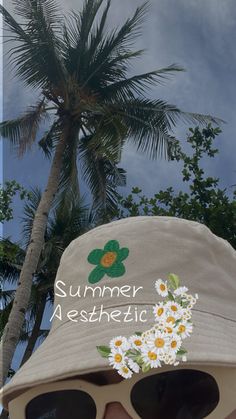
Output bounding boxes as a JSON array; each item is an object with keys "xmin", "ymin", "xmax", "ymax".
[{"xmin": 51, "ymin": 216, "xmax": 236, "ymax": 332}]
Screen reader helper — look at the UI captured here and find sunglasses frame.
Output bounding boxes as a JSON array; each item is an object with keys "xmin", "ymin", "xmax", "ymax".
[{"xmin": 7, "ymin": 364, "xmax": 236, "ymax": 419}]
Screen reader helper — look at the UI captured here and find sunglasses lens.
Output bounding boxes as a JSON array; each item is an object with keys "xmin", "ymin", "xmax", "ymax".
[
  {"xmin": 26, "ymin": 389, "xmax": 97, "ymax": 419},
  {"xmin": 131, "ymin": 369, "xmax": 219, "ymax": 419}
]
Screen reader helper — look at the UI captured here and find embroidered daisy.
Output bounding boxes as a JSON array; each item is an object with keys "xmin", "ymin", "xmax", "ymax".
[
  {"xmin": 166, "ymin": 301, "xmax": 183, "ymax": 318},
  {"xmin": 168, "ymin": 334, "xmax": 182, "ymax": 354},
  {"xmin": 128, "ymin": 359, "xmax": 140, "ymax": 373},
  {"xmin": 147, "ymin": 330, "xmax": 169, "ymax": 355},
  {"xmin": 97, "ymin": 274, "xmax": 198, "ymax": 379},
  {"xmin": 142, "ymin": 348, "xmax": 162, "ymax": 368},
  {"xmin": 177, "ymin": 322, "xmax": 193, "ymax": 339},
  {"xmin": 174, "ymin": 286, "xmax": 189, "ymax": 296},
  {"xmin": 118, "ymin": 365, "xmax": 133, "ymax": 379},
  {"xmin": 108, "ymin": 349, "xmax": 126, "ymax": 369},
  {"xmin": 110, "ymin": 336, "xmax": 130, "ymax": 351},
  {"xmin": 153, "ymin": 302, "xmax": 167, "ymax": 322},
  {"xmin": 165, "ymin": 314, "xmax": 178, "ymax": 325},
  {"xmin": 164, "ymin": 324, "xmax": 174, "ymax": 334},
  {"xmin": 155, "ymin": 279, "xmax": 168, "ymax": 297},
  {"xmin": 129, "ymin": 335, "xmax": 143, "ymax": 350}
]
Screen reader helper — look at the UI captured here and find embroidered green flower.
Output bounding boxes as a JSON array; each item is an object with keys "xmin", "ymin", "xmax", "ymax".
[{"xmin": 87, "ymin": 240, "xmax": 129, "ymax": 284}]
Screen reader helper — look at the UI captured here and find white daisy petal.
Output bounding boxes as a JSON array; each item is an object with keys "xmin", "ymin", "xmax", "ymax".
[
  {"xmin": 118, "ymin": 365, "xmax": 133, "ymax": 379},
  {"xmin": 141, "ymin": 348, "xmax": 162, "ymax": 368},
  {"xmin": 128, "ymin": 359, "xmax": 140, "ymax": 373},
  {"xmin": 108, "ymin": 349, "xmax": 126, "ymax": 369},
  {"xmin": 110, "ymin": 336, "xmax": 130, "ymax": 351},
  {"xmin": 129, "ymin": 335, "xmax": 143, "ymax": 350},
  {"xmin": 177, "ymin": 322, "xmax": 193, "ymax": 339},
  {"xmin": 155, "ymin": 279, "xmax": 169, "ymax": 297},
  {"xmin": 174, "ymin": 286, "xmax": 189, "ymax": 296},
  {"xmin": 168, "ymin": 333, "xmax": 182, "ymax": 354}
]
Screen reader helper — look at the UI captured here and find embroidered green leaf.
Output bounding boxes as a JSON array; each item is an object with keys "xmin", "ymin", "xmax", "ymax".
[
  {"xmin": 168, "ymin": 291, "xmax": 175, "ymax": 301},
  {"xmin": 142, "ymin": 363, "xmax": 151, "ymax": 373},
  {"xmin": 96, "ymin": 346, "xmax": 111, "ymax": 358},
  {"xmin": 177, "ymin": 348, "xmax": 187, "ymax": 355},
  {"xmin": 168, "ymin": 273, "xmax": 180, "ymax": 289}
]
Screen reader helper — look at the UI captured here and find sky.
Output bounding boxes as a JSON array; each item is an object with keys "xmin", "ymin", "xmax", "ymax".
[
  {"xmin": 1, "ymin": 0, "xmax": 236, "ymax": 373},
  {"xmin": 3, "ymin": 0, "xmax": 236, "ymax": 241}
]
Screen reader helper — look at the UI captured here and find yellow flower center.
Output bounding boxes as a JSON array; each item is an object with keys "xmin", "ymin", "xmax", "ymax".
[
  {"xmin": 160, "ymin": 284, "xmax": 166, "ymax": 291},
  {"xmin": 171, "ymin": 305, "xmax": 178, "ymax": 312},
  {"xmin": 157, "ymin": 308, "xmax": 164, "ymax": 316},
  {"xmin": 155, "ymin": 338, "xmax": 165, "ymax": 348},
  {"xmin": 115, "ymin": 340, "xmax": 122, "ymax": 347},
  {"xmin": 171, "ymin": 340, "xmax": 177, "ymax": 348},
  {"xmin": 134, "ymin": 339, "xmax": 142, "ymax": 346},
  {"xmin": 178, "ymin": 325, "xmax": 186, "ymax": 333},
  {"xmin": 165, "ymin": 327, "xmax": 173, "ymax": 334},
  {"xmin": 122, "ymin": 367, "xmax": 129, "ymax": 373},
  {"xmin": 114, "ymin": 354, "xmax": 122, "ymax": 363},
  {"xmin": 148, "ymin": 351, "xmax": 157, "ymax": 360},
  {"xmin": 100, "ymin": 251, "xmax": 117, "ymax": 268},
  {"xmin": 166, "ymin": 316, "xmax": 175, "ymax": 324}
]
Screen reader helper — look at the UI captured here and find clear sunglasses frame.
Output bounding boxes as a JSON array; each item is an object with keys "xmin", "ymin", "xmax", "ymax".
[{"xmin": 7, "ymin": 365, "xmax": 236, "ymax": 419}]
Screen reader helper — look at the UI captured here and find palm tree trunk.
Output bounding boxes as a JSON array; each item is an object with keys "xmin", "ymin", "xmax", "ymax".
[
  {"xmin": 20, "ymin": 293, "xmax": 47, "ymax": 367},
  {"xmin": 0, "ymin": 125, "xmax": 70, "ymax": 386}
]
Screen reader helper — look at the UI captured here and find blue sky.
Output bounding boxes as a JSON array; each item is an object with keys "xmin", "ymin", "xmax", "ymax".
[{"xmin": 2, "ymin": 0, "xmax": 236, "ymax": 373}]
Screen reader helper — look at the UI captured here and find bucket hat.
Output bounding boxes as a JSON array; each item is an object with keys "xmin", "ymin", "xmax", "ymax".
[{"xmin": 1, "ymin": 216, "xmax": 236, "ymax": 410}]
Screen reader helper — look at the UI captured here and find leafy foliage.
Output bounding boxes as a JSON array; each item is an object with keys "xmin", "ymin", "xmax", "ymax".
[
  {"xmin": 116, "ymin": 125, "xmax": 236, "ymax": 249},
  {"xmin": 0, "ymin": 180, "xmax": 31, "ymax": 222}
]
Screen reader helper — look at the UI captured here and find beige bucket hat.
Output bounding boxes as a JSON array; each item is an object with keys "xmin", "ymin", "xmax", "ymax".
[{"xmin": 2, "ymin": 216, "xmax": 236, "ymax": 409}]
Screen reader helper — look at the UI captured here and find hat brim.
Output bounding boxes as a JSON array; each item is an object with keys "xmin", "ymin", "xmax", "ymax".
[{"xmin": 2, "ymin": 303, "xmax": 236, "ymax": 409}]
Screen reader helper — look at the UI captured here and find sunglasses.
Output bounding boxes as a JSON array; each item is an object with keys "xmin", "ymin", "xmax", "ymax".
[{"xmin": 8, "ymin": 366, "xmax": 236, "ymax": 419}]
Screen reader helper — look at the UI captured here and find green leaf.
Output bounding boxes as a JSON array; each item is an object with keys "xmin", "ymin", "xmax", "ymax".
[
  {"xmin": 134, "ymin": 332, "xmax": 142, "ymax": 336},
  {"xmin": 142, "ymin": 363, "xmax": 151, "ymax": 373},
  {"xmin": 88, "ymin": 266, "xmax": 105, "ymax": 284},
  {"xmin": 96, "ymin": 345, "xmax": 111, "ymax": 358},
  {"xmin": 87, "ymin": 249, "xmax": 104, "ymax": 265},
  {"xmin": 168, "ymin": 291, "xmax": 175, "ymax": 301},
  {"xmin": 168, "ymin": 273, "xmax": 180, "ymax": 289},
  {"xmin": 177, "ymin": 348, "xmax": 187, "ymax": 356}
]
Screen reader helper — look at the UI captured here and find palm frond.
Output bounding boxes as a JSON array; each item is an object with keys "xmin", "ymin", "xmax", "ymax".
[
  {"xmin": 102, "ymin": 64, "xmax": 184, "ymax": 100},
  {"xmin": 0, "ymin": 99, "xmax": 47, "ymax": 156},
  {"xmin": 19, "ymin": 328, "xmax": 49, "ymax": 344},
  {"xmin": 103, "ymin": 98, "xmax": 222, "ymax": 160},
  {"xmin": 1, "ymin": 2, "xmax": 67, "ymax": 90},
  {"xmin": 106, "ymin": 1, "xmax": 149, "ymax": 50},
  {"xmin": 12, "ymin": 0, "xmax": 62, "ymax": 32},
  {"xmin": 0, "ymin": 238, "xmax": 24, "ymax": 284},
  {"xmin": 49, "ymin": 189, "xmax": 91, "ymax": 247},
  {"xmin": 63, "ymin": 0, "xmax": 104, "ymax": 74},
  {"xmin": 0, "ymin": 289, "xmax": 15, "ymax": 307},
  {"xmin": 80, "ymin": 136, "xmax": 126, "ymax": 211},
  {"xmin": 38, "ymin": 120, "xmax": 61, "ymax": 158}
]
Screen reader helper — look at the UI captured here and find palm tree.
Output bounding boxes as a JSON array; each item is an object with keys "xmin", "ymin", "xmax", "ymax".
[{"xmin": 0, "ymin": 0, "xmax": 220, "ymax": 384}]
